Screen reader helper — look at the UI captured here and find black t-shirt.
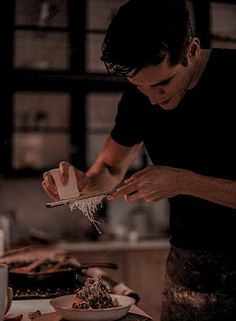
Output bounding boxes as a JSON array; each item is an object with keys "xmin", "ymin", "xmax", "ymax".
[{"xmin": 111, "ymin": 48, "xmax": 236, "ymax": 250}]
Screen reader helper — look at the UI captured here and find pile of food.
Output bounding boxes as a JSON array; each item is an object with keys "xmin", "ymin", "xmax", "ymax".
[{"xmin": 72, "ymin": 277, "xmax": 120, "ymax": 309}]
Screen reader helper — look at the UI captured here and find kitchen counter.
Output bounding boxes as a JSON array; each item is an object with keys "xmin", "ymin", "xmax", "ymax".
[
  {"xmin": 7, "ymin": 299, "xmax": 54, "ymax": 321},
  {"xmin": 1, "ymin": 239, "xmax": 170, "ymax": 260},
  {"xmin": 55, "ymin": 238, "xmax": 170, "ymax": 252},
  {"xmin": 1, "ymin": 239, "xmax": 169, "ymax": 320}
]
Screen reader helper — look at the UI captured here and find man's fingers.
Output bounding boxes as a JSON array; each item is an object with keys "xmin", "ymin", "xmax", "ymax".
[
  {"xmin": 44, "ymin": 174, "xmax": 58, "ymax": 194},
  {"xmin": 124, "ymin": 166, "xmax": 151, "ymax": 184},
  {"xmin": 74, "ymin": 169, "xmax": 89, "ymax": 192},
  {"xmin": 59, "ymin": 161, "xmax": 71, "ymax": 184},
  {"xmin": 42, "ymin": 172, "xmax": 59, "ymax": 198},
  {"xmin": 124, "ymin": 190, "xmax": 141, "ymax": 202},
  {"xmin": 108, "ymin": 183, "xmax": 138, "ymax": 200},
  {"xmin": 42, "ymin": 181, "xmax": 59, "ymax": 201}
]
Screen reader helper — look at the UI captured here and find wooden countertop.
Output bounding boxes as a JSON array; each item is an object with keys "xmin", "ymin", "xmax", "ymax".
[{"xmin": 55, "ymin": 239, "xmax": 170, "ymax": 252}]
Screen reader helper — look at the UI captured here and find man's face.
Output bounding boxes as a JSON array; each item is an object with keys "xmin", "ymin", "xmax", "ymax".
[{"xmin": 127, "ymin": 54, "xmax": 196, "ymax": 110}]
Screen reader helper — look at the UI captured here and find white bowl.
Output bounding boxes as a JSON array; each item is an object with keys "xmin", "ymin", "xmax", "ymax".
[{"xmin": 50, "ymin": 293, "xmax": 135, "ymax": 321}]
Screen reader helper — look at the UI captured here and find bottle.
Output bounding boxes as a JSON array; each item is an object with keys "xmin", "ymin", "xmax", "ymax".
[
  {"xmin": 0, "ymin": 229, "xmax": 4, "ymax": 257},
  {"xmin": 0, "ymin": 216, "xmax": 10, "ymax": 250},
  {"xmin": 128, "ymin": 201, "xmax": 149, "ymax": 240}
]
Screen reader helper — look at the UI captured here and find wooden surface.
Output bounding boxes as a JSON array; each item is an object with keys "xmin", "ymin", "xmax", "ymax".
[
  {"xmin": 35, "ymin": 311, "xmax": 153, "ymax": 321},
  {"xmin": 35, "ymin": 312, "xmax": 59, "ymax": 321}
]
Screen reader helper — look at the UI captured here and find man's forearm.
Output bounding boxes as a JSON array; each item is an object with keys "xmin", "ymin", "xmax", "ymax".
[
  {"xmin": 85, "ymin": 139, "xmax": 142, "ymax": 193},
  {"xmin": 183, "ymin": 170, "xmax": 236, "ymax": 209},
  {"xmin": 86, "ymin": 161, "xmax": 125, "ymax": 192}
]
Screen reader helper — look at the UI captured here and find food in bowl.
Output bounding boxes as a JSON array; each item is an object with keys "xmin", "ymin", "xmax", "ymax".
[
  {"xmin": 50, "ymin": 293, "xmax": 135, "ymax": 321},
  {"xmin": 72, "ymin": 277, "xmax": 120, "ymax": 309}
]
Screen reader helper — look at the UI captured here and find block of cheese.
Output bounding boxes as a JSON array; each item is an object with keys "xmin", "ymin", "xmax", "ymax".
[{"xmin": 50, "ymin": 166, "xmax": 80, "ymax": 200}]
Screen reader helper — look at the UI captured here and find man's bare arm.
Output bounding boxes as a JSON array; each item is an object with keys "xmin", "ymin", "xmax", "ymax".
[
  {"xmin": 109, "ymin": 165, "xmax": 236, "ymax": 209},
  {"xmin": 183, "ymin": 170, "xmax": 236, "ymax": 209},
  {"xmin": 85, "ymin": 136, "xmax": 143, "ymax": 192}
]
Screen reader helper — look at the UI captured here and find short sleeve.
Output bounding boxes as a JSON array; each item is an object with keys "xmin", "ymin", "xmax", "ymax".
[{"xmin": 111, "ymin": 86, "xmax": 145, "ymax": 147}]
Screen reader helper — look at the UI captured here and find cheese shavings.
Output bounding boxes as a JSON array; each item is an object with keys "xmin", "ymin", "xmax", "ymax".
[
  {"xmin": 68, "ymin": 195, "xmax": 105, "ymax": 233},
  {"xmin": 72, "ymin": 277, "xmax": 119, "ymax": 309}
]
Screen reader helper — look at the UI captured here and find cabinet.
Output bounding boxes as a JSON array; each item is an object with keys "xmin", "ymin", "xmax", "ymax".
[
  {"xmin": 60, "ymin": 240, "xmax": 170, "ymax": 320},
  {"xmin": 192, "ymin": 0, "xmax": 236, "ymax": 48},
  {"xmin": 1, "ymin": 0, "xmax": 133, "ymax": 176}
]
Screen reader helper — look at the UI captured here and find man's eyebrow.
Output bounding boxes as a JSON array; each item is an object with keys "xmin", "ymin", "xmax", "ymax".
[{"xmin": 150, "ymin": 74, "xmax": 175, "ymax": 87}]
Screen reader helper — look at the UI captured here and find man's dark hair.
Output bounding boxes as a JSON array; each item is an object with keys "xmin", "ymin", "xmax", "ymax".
[{"xmin": 101, "ymin": 0, "xmax": 193, "ymax": 77}]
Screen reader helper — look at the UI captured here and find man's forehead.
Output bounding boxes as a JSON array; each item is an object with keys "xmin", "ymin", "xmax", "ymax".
[{"xmin": 127, "ymin": 59, "xmax": 177, "ymax": 86}]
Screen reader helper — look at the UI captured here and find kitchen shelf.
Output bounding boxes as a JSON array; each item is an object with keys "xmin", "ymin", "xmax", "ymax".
[
  {"xmin": 12, "ymin": 70, "xmax": 127, "ymax": 92},
  {"xmin": 15, "ymin": 25, "xmax": 69, "ymax": 32}
]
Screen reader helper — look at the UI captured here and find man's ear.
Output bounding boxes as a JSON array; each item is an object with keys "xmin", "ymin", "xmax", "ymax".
[{"xmin": 187, "ymin": 37, "xmax": 200, "ymax": 61}]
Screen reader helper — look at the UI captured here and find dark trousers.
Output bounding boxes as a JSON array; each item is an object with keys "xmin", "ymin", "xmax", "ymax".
[{"xmin": 161, "ymin": 246, "xmax": 236, "ymax": 321}]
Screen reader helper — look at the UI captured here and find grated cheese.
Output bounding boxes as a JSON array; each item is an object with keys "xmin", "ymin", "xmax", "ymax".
[{"xmin": 68, "ymin": 195, "xmax": 106, "ymax": 233}]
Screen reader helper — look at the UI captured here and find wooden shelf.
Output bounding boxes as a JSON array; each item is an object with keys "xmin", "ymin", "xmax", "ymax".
[
  {"xmin": 211, "ymin": 33, "xmax": 236, "ymax": 43},
  {"xmin": 12, "ymin": 70, "xmax": 128, "ymax": 92},
  {"xmin": 14, "ymin": 25, "xmax": 69, "ymax": 32}
]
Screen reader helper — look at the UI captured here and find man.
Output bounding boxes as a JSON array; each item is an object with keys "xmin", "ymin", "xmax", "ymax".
[{"xmin": 43, "ymin": 0, "xmax": 236, "ymax": 320}]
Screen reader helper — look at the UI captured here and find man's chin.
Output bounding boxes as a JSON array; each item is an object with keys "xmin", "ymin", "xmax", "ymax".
[{"xmin": 158, "ymin": 100, "xmax": 177, "ymax": 110}]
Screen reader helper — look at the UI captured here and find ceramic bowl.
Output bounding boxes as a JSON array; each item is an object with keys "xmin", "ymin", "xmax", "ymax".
[{"xmin": 50, "ymin": 293, "xmax": 135, "ymax": 321}]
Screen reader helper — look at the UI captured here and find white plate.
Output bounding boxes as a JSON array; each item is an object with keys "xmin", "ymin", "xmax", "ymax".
[{"xmin": 50, "ymin": 293, "xmax": 135, "ymax": 321}]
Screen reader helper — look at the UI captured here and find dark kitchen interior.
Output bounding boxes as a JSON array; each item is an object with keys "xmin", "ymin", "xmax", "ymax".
[{"xmin": 0, "ymin": 1, "xmax": 235, "ymax": 320}]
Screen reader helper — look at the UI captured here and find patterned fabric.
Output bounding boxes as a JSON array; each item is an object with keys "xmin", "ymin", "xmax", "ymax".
[
  {"xmin": 161, "ymin": 246, "xmax": 236, "ymax": 321},
  {"xmin": 120, "ymin": 313, "xmax": 152, "ymax": 321},
  {"xmin": 161, "ymin": 286, "xmax": 236, "ymax": 321}
]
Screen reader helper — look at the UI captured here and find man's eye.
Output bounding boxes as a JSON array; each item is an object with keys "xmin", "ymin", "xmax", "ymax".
[
  {"xmin": 163, "ymin": 80, "xmax": 170, "ymax": 85},
  {"xmin": 159, "ymin": 79, "xmax": 171, "ymax": 86},
  {"xmin": 150, "ymin": 78, "xmax": 172, "ymax": 88}
]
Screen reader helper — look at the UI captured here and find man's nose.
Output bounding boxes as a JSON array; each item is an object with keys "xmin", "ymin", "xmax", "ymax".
[{"xmin": 143, "ymin": 87, "xmax": 165, "ymax": 105}]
